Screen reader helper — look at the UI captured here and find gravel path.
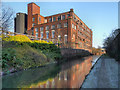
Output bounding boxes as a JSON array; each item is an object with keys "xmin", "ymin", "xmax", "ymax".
[{"xmin": 81, "ymin": 55, "xmax": 119, "ymax": 88}]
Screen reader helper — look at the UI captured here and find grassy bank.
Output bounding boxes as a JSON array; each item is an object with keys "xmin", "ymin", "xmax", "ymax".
[{"xmin": 2, "ymin": 35, "xmax": 62, "ymax": 75}]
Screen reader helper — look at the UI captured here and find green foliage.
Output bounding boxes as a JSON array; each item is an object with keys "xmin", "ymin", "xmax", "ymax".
[
  {"xmin": 2, "ymin": 48, "xmax": 22, "ymax": 70},
  {"xmin": 2, "ymin": 40, "xmax": 62, "ymax": 74}
]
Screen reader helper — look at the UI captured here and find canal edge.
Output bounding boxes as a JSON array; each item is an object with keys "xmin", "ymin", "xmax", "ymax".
[{"xmin": 80, "ymin": 54, "xmax": 104, "ymax": 89}]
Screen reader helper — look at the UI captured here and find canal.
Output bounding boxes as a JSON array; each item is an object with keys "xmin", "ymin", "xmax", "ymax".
[{"xmin": 2, "ymin": 55, "xmax": 100, "ymax": 88}]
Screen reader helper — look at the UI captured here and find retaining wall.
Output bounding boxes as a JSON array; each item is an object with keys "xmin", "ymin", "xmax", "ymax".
[{"xmin": 60, "ymin": 48, "xmax": 92, "ymax": 59}]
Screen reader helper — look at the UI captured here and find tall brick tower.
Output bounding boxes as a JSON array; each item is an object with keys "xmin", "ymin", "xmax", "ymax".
[{"xmin": 27, "ymin": 2, "xmax": 40, "ymax": 31}]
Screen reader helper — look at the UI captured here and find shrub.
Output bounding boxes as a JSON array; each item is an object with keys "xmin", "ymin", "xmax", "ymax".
[
  {"xmin": 2, "ymin": 35, "xmax": 32, "ymax": 42},
  {"xmin": 2, "ymin": 48, "xmax": 22, "ymax": 70}
]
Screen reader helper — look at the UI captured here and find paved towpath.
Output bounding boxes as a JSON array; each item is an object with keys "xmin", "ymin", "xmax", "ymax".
[{"xmin": 81, "ymin": 55, "xmax": 119, "ymax": 88}]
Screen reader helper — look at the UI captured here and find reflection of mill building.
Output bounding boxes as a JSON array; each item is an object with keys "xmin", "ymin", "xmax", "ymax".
[
  {"xmin": 15, "ymin": 2, "xmax": 93, "ymax": 52},
  {"xmin": 29, "ymin": 56, "xmax": 93, "ymax": 88}
]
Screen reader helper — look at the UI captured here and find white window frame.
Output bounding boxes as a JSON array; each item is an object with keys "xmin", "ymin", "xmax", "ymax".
[
  {"xmin": 58, "ymin": 35, "xmax": 61, "ymax": 41},
  {"xmin": 52, "ymin": 30, "xmax": 55, "ymax": 38},
  {"xmin": 41, "ymin": 32, "xmax": 43, "ymax": 39},
  {"xmin": 51, "ymin": 25, "xmax": 55, "ymax": 29},
  {"xmin": 46, "ymin": 26, "xmax": 49, "ymax": 30},
  {"xmin": 64, "ymin": 23, "xmax": 67, "ymax": 27},
  {"xmin": 46, "ymin": 31, "xmax": 49, "ymax": 39},
  {"xmin": 35, "ymin": 28, "xmax": 38, "ymax": 32},
  {"xmin": 75, "ymin": 25, "xmax": 76, "ymax": 30},
  {"xmin": 32, "ymin": 23, "xmax": 35, "ymax": 27},
  {"xmin": 57, "ymin": 24, "xmax": 61, "ymax": 28},
  {"xmin": 44, "ymin": 19, "xmax": 47, "ymax": 23},
  {"xmin": 32, "ymin": 17, "xmax": 35, "ymax": 22},
  {"xmin": 72, "ymin": 24, "xmax": 74, "ymax": 29},
  {"xmin": 64, "ymin": 34, "xmax": 68, "ymax": 43},
  {"xmin": 40, "ymin": 27, "xmax": 44, "ymax": 31}
]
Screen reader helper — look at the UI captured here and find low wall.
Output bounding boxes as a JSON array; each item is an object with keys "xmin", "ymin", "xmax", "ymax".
[{"xmin": 60, "ymin": 48, "xmax": 92, "ymax": 59}]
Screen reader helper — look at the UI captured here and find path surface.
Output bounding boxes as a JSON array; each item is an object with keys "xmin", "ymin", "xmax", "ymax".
[{"xmin": 81, "ymin": 55, "xmax": 119, "ymax": 88}]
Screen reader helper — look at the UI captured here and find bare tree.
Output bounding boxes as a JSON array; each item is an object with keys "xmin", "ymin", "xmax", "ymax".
[
  {"xmin": 0, "ymin": 4, "xmax": 14, "ymax": 31},
  {"xmin": 103, "ymin": 29, "xmax": 120, "ymax": 48}
]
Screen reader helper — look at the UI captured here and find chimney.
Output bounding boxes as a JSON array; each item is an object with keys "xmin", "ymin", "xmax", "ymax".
[{"xmin": 70, "ymin": 8, "xmax": 74, "ymax": 12}]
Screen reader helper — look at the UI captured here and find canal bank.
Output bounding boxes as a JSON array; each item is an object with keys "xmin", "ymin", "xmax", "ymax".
[{"xmin": 81, "ymin": 55, "xmax": 119, "ymax": 88}]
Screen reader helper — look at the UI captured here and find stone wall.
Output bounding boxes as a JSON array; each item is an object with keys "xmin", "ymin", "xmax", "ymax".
[{"xmin": 60, "ymin": 48, "xmax": 92, "ymax": 59}]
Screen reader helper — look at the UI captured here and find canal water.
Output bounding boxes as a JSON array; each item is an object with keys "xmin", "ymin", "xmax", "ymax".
[{"xmin": 2, "ymin": 55, "xmax": 100, "ymax": 88}]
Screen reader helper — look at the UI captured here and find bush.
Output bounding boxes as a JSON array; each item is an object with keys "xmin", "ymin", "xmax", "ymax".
[
  {"xmin": 2, "ymin": 35, "xmax": 32, "ymax": 42},
  {"xmin": 2, "ymin": 48, "xmax": 22, "ymax": 70}
]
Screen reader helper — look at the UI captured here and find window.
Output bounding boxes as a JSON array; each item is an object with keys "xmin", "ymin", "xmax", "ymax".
[
  {"xmin": 41, "ymin": 32, "xmax": 43, "ymax": 39},
  {"xmin": 58, "ymin": 35, "xmax": 61, "ymax": 41},
  {"xmin": 39, "ymin": 17, "xmax": 41, "ymax": 21},
  {"xmin": 51, "ymin": 25, "xmax": 55, "ymax": 29},
  {"xmin": 36, "ymin": 33, "xmax": 38, "ymax": 37},
  {"xmin": 64, "ymin": 35, "xmax": 67, "ymax": 43},
  {"xmin": 35, "ymin": 28, "xmax": 38, "ymax": 32},
  {"xmin": 32, "ymin": 30, "xmax": 34, "ymax": 35},
  {"xmin": 46, "ymin": 26, "xmax": 49, "ymax": 30},
  {"xmin": 32, "ymin": 23, "xmax": 35, "ymax": 27},
  {"xmin": 53, "ymin": 17, "xmax": 56, "ymax": 21},
  {"xmin": 35, "ymin": 28, "xmax": 38, "ymax": 37},
  {"xmin": 32, "ymin": 17, "xmax": 35, "ymax": 21},
  {"xmin": 46, "ymin": 31, "xmax": 49, "ymax": 39},
  {"xmin": 72, "ymin": 24, "xmax": 74, "ymax": 29},
  {"xmin": 52, "ymin": 30, "xmax": 55, "ymax": 38},
  {"xmin": 44, "ymin": 19, "xmax": 47, "ymax": 23},
  {"xmin": 64, "ymin": 23, "xmax": 67, "ymax": 27},
  {"xmin": 73, "ymin": 15, "xmax": 76, "ymax": 21},
  {"xmin": 62, "ymin": 15, "xmax": 65, "ymax": 20},
  {"xmin": 58, "ymin": 15, "xmax": 61, "ymax": 21},
  {"xmin": 40, "ymin": 27, "xmax": 43, "ymax": 31},
  {"xmin": 67, "ymin": 14, "xmax": 70, "ymax": 18},
  {"xmin": 57, "ymin": 24, "xmax": 61, "ymax": 28},
  {"xmin": 49, "ymin": 17, "xmax": 52, "ymax": 22},
  {"xmin": 80, "ymin": 22, "xmax": 82, "ymax": 25},
  {"xmin": 75, "ymin": 25, "xmax": 76, "ymax": 30}
]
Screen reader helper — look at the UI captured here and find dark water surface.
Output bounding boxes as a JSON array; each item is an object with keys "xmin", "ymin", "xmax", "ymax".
[{"xmin": 2, "ymin": 55, "xmax": 100, "ymax": 88}]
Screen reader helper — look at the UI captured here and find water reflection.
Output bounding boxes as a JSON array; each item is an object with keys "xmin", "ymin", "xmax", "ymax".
[{"xmin": 2, "ymin": 55, "xmax": 100, "ymax": 88}]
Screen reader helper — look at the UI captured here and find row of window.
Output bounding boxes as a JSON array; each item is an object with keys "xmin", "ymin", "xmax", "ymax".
[
  {"xmin": 34, "ymin": 30, "xmax": 54, "ymax": 39},
  {"xmin": 39, "ymin": 23, "xmax": 68, "ymax": 31},
  {"xmin": 73, "ymin": 15, "xmax": 91, "ymax": 33},
  {"xmin": 72, "ymin": 23, "xmax": 91, "ymax": 38},
  {"xmin": 45, "ymin": 14, "xmax": 70, "ymax": 23},
  {"xmin": 32, "ymin": 14, "xmax": 70, "ymax": 23},
  {"xmin": 34, "ymin": 30, "xmax": 67, "ymax": 43},
  {"xmin": 72, "ymin": 24, "xmax": 77, "ymax": 30},
  {"xmin": 78, "ymin": 31, "xmax": 91, "ymax": 41},
  {"xmin": 32, "ymin": 17, "xmax": 41, "ymax": 22}
]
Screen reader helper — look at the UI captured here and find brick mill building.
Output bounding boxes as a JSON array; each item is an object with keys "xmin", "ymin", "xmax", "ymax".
[{"xmin": 27, "ymin": 2, "xmax": 92, "ymax": 52}]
